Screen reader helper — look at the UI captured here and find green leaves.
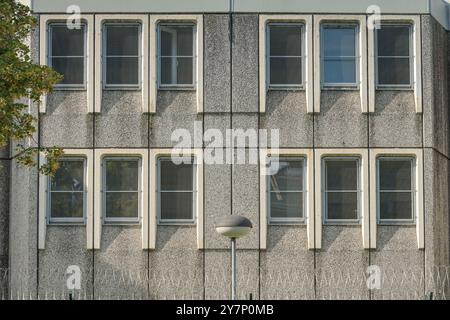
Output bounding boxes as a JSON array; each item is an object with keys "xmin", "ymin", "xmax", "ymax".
[{"xmin": 0, "ymin": 0, "xmax": 64, "ymax": 175}]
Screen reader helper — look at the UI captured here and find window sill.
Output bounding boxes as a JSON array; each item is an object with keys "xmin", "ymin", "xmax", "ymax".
[
  {"xmin": 53, "ymin": 86, "xmax": 87, "ymax": 91},
  {"xmin": 158, "ymin": 86, "xmax": 196, "ymax": 91},
  {"xmin": 268, "ymin": 87, "xmax": 305, "ymax": 92},
  {"xmin": 47, "ymin": 221, "xmax": 86, "ymax": 226},
  {"xmin": 321, "ymin": 86, "xmax": 359, "ymax": 91},
  {"xmin": 323, "ymin": 221, "xmax": 361, "ymax": 226},
  {"xmin": 377, "ymin": 221, "xmax": 415, "ymax": 226},
  {"xmin": 269, "ymin": 222, "xmax": 306, "ymax": 226},
  {"xmin": 103, "ymin": 87, "xmax": 142, "ymax": 91},
  {"xmin": 375, "ymin": 87, "xmax": 414, "ymax": 91}
]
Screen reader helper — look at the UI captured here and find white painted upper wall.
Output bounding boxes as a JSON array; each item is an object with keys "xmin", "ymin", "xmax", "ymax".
[{"xmin": 26, "ymin": 0, "xmax": 450, "ymax": 30}]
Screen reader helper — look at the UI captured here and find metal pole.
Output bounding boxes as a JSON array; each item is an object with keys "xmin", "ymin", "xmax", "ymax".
[{"xmin": 231, "ymin": 238, "xmax": 236, "ymax": 300}]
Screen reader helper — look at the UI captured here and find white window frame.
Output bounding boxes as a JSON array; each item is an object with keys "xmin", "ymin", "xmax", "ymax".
[
  {"xmin": 150, "ymin": 149, "xmax": 204, "ymax": 249},
  {"xmin": 266, "ymin": 23, "xmax": 305, "ymax": 90},
  {"xmin": 150, "ymin": 15, "xmax": 203, "ymax": 113},
  {"xmin": 313, "ymin": 15, "xmax": 367, "ymax": 113},
  {"xmin": 157, "ymin": 23, "xmax": 196, "ymax": 90},
  {"xmin": 322, "ymin": 156, "xmax": 361, "ymax": 224},
  {"xmin": 38, "ymin": 149, "xmax": 94, "ymax": 250},
  {"xmin": 94, "ymin": 15, "xmax": 149, "ymax": 113},
  {"xmin": 259, "ymin": 15, "xmax": 313, "ymax": 113},
  {"xmin": 320, "ymin": 23, "xmax": 359, "ymax": 89},
  {"xmin": 260, "ymin": 149, "xmax": 314, "ymax": 250},
  {"xmin": 102, "ymin": 22, "xmax": 142, "ymax": 90},
  {"xmin": 314, "ymin": 149, "xmax": 369, "ymax": 249},
  {"xmin": 157, "ymin": 156, "xmax": 197, "ymax": 225},
  {"xmin": 376, "ymin": 156, "xmax": 416, "ymax": 224},
  {"xmin": 47, "ymin": 22, "xmax": 87, "ymax": 90},
  {"xmin": 47, "ymin": 157, "xmax": 87, "ymax": 224},
  {"xmin": 268, "ymin": 156, "xmax": 306, "ymax": 225},
  {"xmin": 369, "ymin": 149, "xmax": 424, "ymax": 249},
  {"xmin": 368, "ymin": 15, "xmax": 422, "ymax": 113},
  {"xmin": 375, "ymin": 23, "xmax": 413, "ymax": 90},
  {"xmin": 102, "ymin": 156, "xmax": 142, "ymax": 224},
  {"xmin": 39, "ymin": 15, "xmax": 94, "ymax": 113},
  {"xmin": 94, "ymin": 149, "xmax": 149, "ymax": 250}
]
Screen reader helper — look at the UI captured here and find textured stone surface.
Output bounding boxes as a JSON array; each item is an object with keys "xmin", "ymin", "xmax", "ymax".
[
  {"xmin": 41, "ymin": 91, "xmax": 93, "ymax": 148},
  {"xmin": 231, "ymin": 114, "xmax": 259, "ymax": 148},
  {"xmin": 150, "ymin": 91, "xmax": 201, "ymax": 148},
  {"xmin": 423, "ymin": 149, "xmax": 450, "ymax": 299},
  {"xmin": 8, "ymin": 159, "xmax": 38, "ymax": 298},
  {"xmin": 204, "ymin": 15, "xmax": 231, "ymax": 113},
  {"xmin": 260, "ymin": 226, "xmax": 315, "ymax": 299},
  {"xmin": 94, "ymin": 226, "xmax": 148, "ymax": 299},
  {"xmin": 149, "ymin": 226, "xmax": 203, "ymax": 299},
  {"xmin": 314, "ymin": 91, "xmax": 368, "ymax": 148},
  {"xmin": 204, "ymin": 250, "xmax": 259, "ymax": 300},
  {"xmin": 39, "ymin": 227, "xmax": 93, "ymax": 299},
  {"xmin": 316, "ymin": 226, "xmax": 369, "ymax": 299},
  {"xmin": 204, "ymin": 159, "xmax": 232, "ymax": 249},
  {"xmin": 95, "ymin": 91, "xmax": 148, "ymax": 148},
  {"xmin": 371, "ymin": 226, "xmax": 424, "ymax": 300},
  {"xmin": 0, "ymin": 161, "xmax": 9, "ymax": 270},
  {"xmin": 422, "ymin": 16, "xmax": 449, "ymax": 157},
  {"xmin": 369, "ymin": 91, "xmax": 422, "ymax": 148},
  {"xmin": 261, "ymin": 91, "xmax": 313, "ymax": 148},
  {"xmin": 232, "ymin": 155, "xmax": 259, "ymax": 249},
  {"xmin": 231, "ymin": 14, "xmax": 258, "ymax": 113}
]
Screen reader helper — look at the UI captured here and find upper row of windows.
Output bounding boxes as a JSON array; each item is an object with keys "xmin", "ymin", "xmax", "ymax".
[{"xmin": 48, "ymin": 21, "xmax": 413, "ymax": 90}]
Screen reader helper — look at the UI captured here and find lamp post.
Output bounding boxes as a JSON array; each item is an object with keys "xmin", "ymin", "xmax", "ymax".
[{"xmin": 215, "ymin": 215, "xmax": 252, "ymax": 300}]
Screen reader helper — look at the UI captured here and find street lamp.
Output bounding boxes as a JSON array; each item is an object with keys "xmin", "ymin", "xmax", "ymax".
[{"xmin": 215, "ymin": 215, "xmax": 252, "ymax": 300}]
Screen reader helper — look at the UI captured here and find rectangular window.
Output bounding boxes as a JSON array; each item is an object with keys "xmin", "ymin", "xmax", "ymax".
[
  {"xmin": 48, "ymin": 158, "xmax": 86, "ymax": 224},
  {"xmin": 158, "ymin": 158, "xmax": 195, "ymax": 224},
  {"xmin": 323, "ymin": 157, "xmax": 360, "ymax": 223},
  {"xmin": 103, "ymin": 23, "xmax": 141, "ymax": 88},
  {"xmin": 376, "ymin": 24, "xmax": 412, "ymax": 88},
  {"xmin": 321, "ymin": 24, "xmax": 358, "ymax": 87},
  {"xmin": 158, "ymin": 23, "xmax": 195, "ymax": 88},
  {"xmin": 103, "ymin": 157, "xmax": 140, "ymax": 224},
  {"xmin": 267, "ymin": 23, "xmax": 303, "ymax": 88},
  {"xmin": 377, "ymin": 157, "xmax": 415, "ymax": 223},
  {"xmin": 269, "ymin": 158, "xmax": 305, "ymax": 224},
  {"xmin": 48, "ymin": 23, "xmax": 86, "ymax": 87}
]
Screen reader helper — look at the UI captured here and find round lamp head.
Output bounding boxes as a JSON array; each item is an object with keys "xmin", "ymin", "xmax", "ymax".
[{"xmin": 215, "ymin": 215, "xmax": 252, "ymax": 239}]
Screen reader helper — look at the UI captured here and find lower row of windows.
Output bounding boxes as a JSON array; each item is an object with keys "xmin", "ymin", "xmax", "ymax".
[{"xmin": 46, "ymin": 154, "xmax": 417, "ymax": 226}]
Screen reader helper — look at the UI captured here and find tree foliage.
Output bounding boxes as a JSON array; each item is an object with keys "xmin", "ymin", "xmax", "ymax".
[{"xmin": 0, "ymin": 0, "xmax": 64, "ymax": 175}]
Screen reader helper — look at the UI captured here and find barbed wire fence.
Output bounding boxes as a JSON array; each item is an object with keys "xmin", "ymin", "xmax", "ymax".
[{"xmin": 1, "ymin": 266, "xmax": 449, "ymax": 300}]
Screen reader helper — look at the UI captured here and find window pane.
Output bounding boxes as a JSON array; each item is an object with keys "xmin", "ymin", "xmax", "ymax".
[
  {"xmin": 106, "ymin": 25, "xmax": 139, "ymax": 56},
  {"xmin": 51, "ymin": 25, "xmax": 85, "ymax": 56},
  {"xmin": 377, "ymin": 25, "xmax": 410, "ymax": 57},
  {"xmin": 269, "ymin": 25, "xmax": 302, "ymax": 56},
  {"xmin": 323, "ymin": 59, "xmax": 356, "ymax": 84},
  {"xmin": 160, "ymin": 26, "xmax": 194, "ymax": 56},
  {"xmin": 106, "ymin": 57, "xmax": 139, "ymax": 85},
  {"xmin": 105, "ymin": 192, "xmax": 139, "ymax": 219},
  {"xmin": 269, "ymin": 57, "xmax": 302, "ymax": 85},
  {"xmin": 160, "ymin": 57, "xmax": 193, "ymax": 85},
  {"xmin": 270, "ymin": 192, "xmax": 303, "ymax": 219},
  {"xmin": 51, "ymin": 57, "xmax": 84, "ymax": 85},
  {"xmin": 377, "ymin": 57, "xmax": 410, "ymax": 85},
  {"xmin": 105, "ymin": 160, "xmax": 139, "ymax": 191},
  {"xmin": 270, "ymin": 160, "xmax": 304, "ymax": 191},
  {"xmin": 323, "ymin": 26, "xmax": 356, "ymax": 57},
  {"xmin": 51, "ymin": 192, "xmax": 84, "ymax": 219},
  {"xmin": 160, "ymin": 160, "xmax": 193, "ymax": 191},
  {"xmin": 379, "ymin": 159, "xmax": 412, "ymax": 190},
  {"xmin": 325, "ymin": 159, "xmax": 358, "ymax": 191},
  {"xmin": 326, "ymin": 192, "xmax": 358, "ymax": 220},
  {"xmin": 51, "ymin": 160, "xmax": 84, "ymax": 191},
  {"xmin": 380, "ymin": 192, "xmax": 412, "ymax": 220},
  {"xmin": 160, "ymin": 192, "xmax": 193, "ymax": 220}
]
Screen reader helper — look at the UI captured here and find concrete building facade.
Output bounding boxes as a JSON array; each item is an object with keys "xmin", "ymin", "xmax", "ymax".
[{"xmin": 1, "ymin": 0, "xmax": 450, "ymax": 299}]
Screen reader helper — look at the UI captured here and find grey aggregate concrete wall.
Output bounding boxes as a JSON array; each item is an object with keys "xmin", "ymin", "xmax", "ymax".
[{"xmin": 4, "ymin": 13, "xmax": 449, "ymax": 300}]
